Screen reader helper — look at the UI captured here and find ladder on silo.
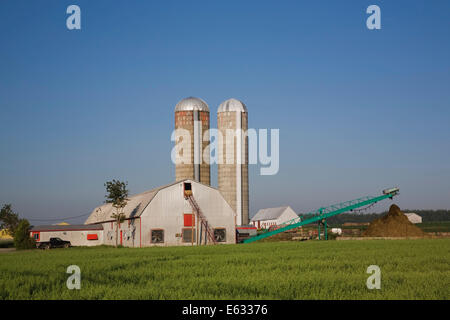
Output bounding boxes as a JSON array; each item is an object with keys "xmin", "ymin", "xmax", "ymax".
[{"xmin": 186, "ymin": 195, "xmax": 217, "ymax": 245}]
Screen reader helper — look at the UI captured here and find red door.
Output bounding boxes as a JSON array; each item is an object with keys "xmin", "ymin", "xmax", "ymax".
[{"xmin": 120, "ymin": 230, "xmax": 123, "ymax": 245}]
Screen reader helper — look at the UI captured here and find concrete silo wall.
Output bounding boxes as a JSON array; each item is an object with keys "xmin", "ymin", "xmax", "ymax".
[
  {"xmin": 217, "ymin": 111, "xmax": 249, "ymax": 225},
  {"xmin": 175, "ymin": 110, "xmax": 210, "ymax": 185}
]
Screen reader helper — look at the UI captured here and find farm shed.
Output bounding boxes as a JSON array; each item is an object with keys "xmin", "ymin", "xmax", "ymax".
[
  {"xmin": 404, "ymin": 213, "xmax": 422, "ymax": 224},
  {"xmin": 236, "ymin": 225, "xmax": 257, "ymax": 243},
  {"xmin": 85, "ymin": 179, "xmax": 236, "ymax": 247},
  {"xmin": 250, "ymin": 206, "xmax": 298, "ymax": 229},
  {"xmin": 29, "ymin": 224, "xmax": 103, "ymax": 246}
]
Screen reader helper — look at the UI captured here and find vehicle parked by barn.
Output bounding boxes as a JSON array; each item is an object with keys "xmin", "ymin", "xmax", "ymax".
[{"xmin": 36, "ymin": 237, "xmax": 71, "ymax": 249}]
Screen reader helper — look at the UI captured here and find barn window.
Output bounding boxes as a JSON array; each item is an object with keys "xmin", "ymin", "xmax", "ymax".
[
  {"xmin": 182, "ymin": 228, "xmax": 196, "ymax": 243},
  {"xmin": 151, "ymin": 230, "xmax": 164, "ymax": 243},
  {"xmin": 184, "ymin": 214, "xmax": 195, "ymax": 227},
  {"xmin": 184, "ymin": 182, "xmax": 192, "ymax": 197},
  {"xmin": 214, "ymin": 228, "xmax": 226, "ymax": 242}
]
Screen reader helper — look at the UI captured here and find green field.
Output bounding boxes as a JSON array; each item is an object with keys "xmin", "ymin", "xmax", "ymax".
[{"xmin": 0, "ymin": 239, "xmax": 449, "ymax": 300}]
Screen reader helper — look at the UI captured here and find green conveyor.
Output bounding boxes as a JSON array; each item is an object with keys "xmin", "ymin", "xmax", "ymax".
[{"xmin": 243, "ymin": 188, "xmax": 400, "ymax": 243}]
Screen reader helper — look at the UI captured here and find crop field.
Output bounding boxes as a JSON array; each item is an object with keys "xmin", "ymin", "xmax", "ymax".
[{"xmin": 0, "ymin": 239, "xmax": 449, "ymax": 300}]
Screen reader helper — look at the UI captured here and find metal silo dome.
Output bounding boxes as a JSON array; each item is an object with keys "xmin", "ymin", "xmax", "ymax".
[
  {"xmin": 218, "ymin": 98, "xmax": 247, "ymax": 113},
  {"xmin": 174, "ymin": 97, "xmax": 209, "ymax": 112}
]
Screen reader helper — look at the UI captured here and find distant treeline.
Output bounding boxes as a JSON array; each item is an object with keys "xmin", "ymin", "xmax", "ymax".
[{"xmin": 298, "ymin": 210, "xmax": 450, "ymax": 224}]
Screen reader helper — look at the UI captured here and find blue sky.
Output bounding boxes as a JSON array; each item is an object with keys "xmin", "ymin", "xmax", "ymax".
[{"xmin": 0, "ymin": 1, "xmax": 449, "ymax": 224}]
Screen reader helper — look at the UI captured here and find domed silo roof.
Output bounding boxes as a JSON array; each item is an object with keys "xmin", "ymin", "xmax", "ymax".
[
  {"xmin": 218, "ymin": 98, "xmax": 247, "ymax": 113},
  {"xmin": 175, "ymin": 97, "xmax": 209, "ymax": 112}
]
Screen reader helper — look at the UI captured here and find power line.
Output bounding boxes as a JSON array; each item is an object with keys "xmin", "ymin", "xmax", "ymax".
[{"xmin": 27, "ymin": 212, "xmax": 91, "ymax": 222}]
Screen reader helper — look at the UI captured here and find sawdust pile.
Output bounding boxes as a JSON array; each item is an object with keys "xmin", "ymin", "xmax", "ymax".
[{"xmin": 363, "ymin": 204, "xmax": 425, "ymax": 237}]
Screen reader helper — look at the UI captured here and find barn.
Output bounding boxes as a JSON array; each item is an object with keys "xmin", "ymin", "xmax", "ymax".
[
  {"xmin": 250, "ymin": 206, "xmax": 298, "ymax": 229},
  {"xmin": 404, "ymin": 213, "xmax": 422, "ymax": 224},
  {"xmin": 84, "ymin": 179, "xmax": 236, "ymax": 247}
]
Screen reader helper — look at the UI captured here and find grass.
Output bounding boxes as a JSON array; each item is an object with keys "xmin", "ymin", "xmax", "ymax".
[{"xmin": 0, "ymin": 239, "xmax": 449, "ymax": 300}]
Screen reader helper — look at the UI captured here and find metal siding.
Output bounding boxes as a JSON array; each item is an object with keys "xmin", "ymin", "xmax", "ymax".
[
  {"xmin": 175, "ymin": 97, "xmax": 209, "ymax": 112},
  {"xmin": 218, "ymin": 98, "xmax": 247, "ymax": 113},
  {"xmin": 36, "ymin": 230, "xmax": 103, "ymax": 246},
  {"xmin": 83, "ymin": 180, "xmax": 235, "ymax": 247},
  {"xmin": 101, "ymin": 218, "xmax": 139, "ymax": 247},
  {"xmin": 275, "ymin": 207, "xmax": 299, "ymax": 225},
  {"xmin": 140, "ymin": 180, "xmax": 236, "ymax": 246}
]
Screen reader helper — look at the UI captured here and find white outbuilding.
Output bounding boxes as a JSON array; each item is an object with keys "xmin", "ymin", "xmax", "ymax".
[
  {"xmin": 404, "ymin": 213, "xmax": 422, "ymax": 224},
  {"xmin": 250, "ymin": 206, "xmax": 298, "ymax": 229},
  {"xmin": 85, "ymin": 179, "xmax": 236, "ymax": 247},
  {"xmin": 30, "ymin": 224, "xmax": 103, "ymax": 246}
]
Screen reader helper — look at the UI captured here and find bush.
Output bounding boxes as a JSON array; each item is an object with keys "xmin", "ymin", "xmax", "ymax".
[
  {"xmin": 13, "ymin": 219, "xmax": 35, "ymax": 250},
  {"xmin": 0, "ymin": 239, "xmax": 14, "ymax": 248}
]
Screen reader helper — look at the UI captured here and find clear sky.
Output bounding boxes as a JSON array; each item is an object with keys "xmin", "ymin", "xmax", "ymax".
[{"xmin": 1, "ymin": 0, "xmax": 449, "ymax": 224}]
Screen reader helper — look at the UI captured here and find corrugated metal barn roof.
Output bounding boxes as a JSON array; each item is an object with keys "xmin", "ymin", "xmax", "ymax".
[
  {"xmin": 31, "ymin": 224, "xmax": 103, "ymax": 232},
  {"xmin": 250, "ymin": 206, "xmax": 292, "ymax": 221},
  {"xmin": 85, "ymin": 181, "xmax": 178, "ymax": 224},
  {"xmin": 85, "ymin": 179, "xmax": 216, "ymax": 225}
]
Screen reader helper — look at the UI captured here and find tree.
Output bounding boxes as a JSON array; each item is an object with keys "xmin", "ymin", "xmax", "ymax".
[
  {"xmin": 14, "ymin": 219, "xmax": 35, "ymax": 250},
  {"xmin": 105, "ymin": 179, "xmax": 129, "ymax": 247},
  {"xmin": 0, "ymin": 204, "xmax": 20, "ymax": 236}
]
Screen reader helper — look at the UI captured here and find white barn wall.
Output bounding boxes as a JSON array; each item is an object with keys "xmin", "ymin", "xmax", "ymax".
[
  {"xmin": 251, "ymin": 207, "xmax": 298, "ymax": 229},
  {"xmin": 141, "ymin": 183, "xmax": 186, "ymax": 246},
  {"xmin": 83, "ymin": 180, "xmax": 236, "ymax": 247},
  {"xmin": 101, "ymin": 218, "xmax": 141, "ymax": 247},
  {"xmin": 275, "ymin": 207, "xmax": 298, "ymax": 225},
  {"xmin": 140, "ymin": 181, "xmax": 236, "ymax": 246},
  {"xmin": 255, "ymin": 219, "xmax": 278, "ymax": 229},
  {"xmin": 35, "ymin": 230, "xmax": 103, "ymax": 247}
]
